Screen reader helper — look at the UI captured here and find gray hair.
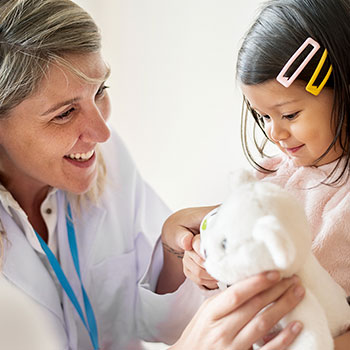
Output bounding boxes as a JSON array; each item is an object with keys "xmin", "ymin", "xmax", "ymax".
[{"xmin": 0, "ymin": 0, "xmax": 101, "ymax": 117}]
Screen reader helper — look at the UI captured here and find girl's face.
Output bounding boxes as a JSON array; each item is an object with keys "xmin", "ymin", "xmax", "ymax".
[
  {"xmin": 241, "ymin": 79, "xmax": 341, "ymax": 167},
  {"xmin": 0, "ymin": 52, "xmax": 111, "ymax": 195}
]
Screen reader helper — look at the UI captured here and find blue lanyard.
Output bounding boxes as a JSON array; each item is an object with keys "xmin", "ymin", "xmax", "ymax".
[{"xmin": 35, "ymin": 203, "xmax": 99, "ymax": 350}]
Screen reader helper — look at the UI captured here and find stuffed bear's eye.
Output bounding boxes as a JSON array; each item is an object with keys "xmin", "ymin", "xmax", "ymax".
[
  {"xmin": 203, "ymin": 249, "xmax": 207, "ymax": 259},
  {"xmin": 221, "ymin": 238, "xmax": 227, "ymax": 250}
]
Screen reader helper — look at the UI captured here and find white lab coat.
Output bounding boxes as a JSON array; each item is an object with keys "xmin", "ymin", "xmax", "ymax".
[{"xmin": 0, "ymin": 131, "xmax": 204, "ymax": 350}]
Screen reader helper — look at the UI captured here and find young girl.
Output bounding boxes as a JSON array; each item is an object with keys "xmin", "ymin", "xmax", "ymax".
[{"xmin": 181, "ymin": 0, "xmax": 350, "ymax": 348}]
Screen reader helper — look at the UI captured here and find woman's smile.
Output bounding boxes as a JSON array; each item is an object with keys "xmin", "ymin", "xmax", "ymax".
[
  {"xmin": 66, "ymin": 149, "xmax": 95, "ymax": 161},
  {"xmin": 64, "ymin": 150, "xmax": 96, "ymax": 168}
]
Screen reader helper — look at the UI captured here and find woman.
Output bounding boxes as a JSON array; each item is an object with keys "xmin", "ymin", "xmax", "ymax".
[{"xmin": 0, "ymin": 1, "xmax": 304, "ymax": 349}]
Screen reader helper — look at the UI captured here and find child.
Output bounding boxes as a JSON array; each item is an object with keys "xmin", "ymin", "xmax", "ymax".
[
  {"xmin": 238, "ymin": 0, "xmax": 350, "ymax": 295},
  {"xmin": 182, "ymin": 0, "xmax": 350, "ymax": 348}
]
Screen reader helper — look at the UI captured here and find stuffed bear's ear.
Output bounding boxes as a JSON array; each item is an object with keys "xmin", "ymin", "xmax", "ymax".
[
  {"xmin": 228, "ymin": 168, "xmax": 256, "ymax": 190},
  {"xmin": 252, "ymin": 215, "xmax": 296, "ymax": 270}
]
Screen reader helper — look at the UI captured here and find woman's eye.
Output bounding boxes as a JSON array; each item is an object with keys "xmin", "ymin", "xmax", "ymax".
[
  {"xmin": 96, "ymin": 84, "xmax": 109, "ymax": 97},
  {"xmin": 53, "ymin": 107, "xmax": 75, "ymax": 122}
]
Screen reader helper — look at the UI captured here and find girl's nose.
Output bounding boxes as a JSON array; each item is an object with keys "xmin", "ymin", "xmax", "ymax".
[
  {"xmin": 79, "ymin": 105, "xmax": 111, "ymax": 143},
  {"xmin": 268, "ymin": 121, "xmax": 289, "ymax": 142}
]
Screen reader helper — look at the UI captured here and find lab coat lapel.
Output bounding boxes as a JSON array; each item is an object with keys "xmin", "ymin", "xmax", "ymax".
[
  {"xmin": 57, "ymin": 191, "xmax": 106, "ymax": 277},
  {"xmin": 1, "ymin": 206, "xmax": 65, "ymax": 327},
  {"xmin": 69, "ymin": 196, "xmax": 106, "ymax": 276},
  {"xmin": 56, "ymin": 191, "xmax": 80, "ymax": 349},
  {"xmin": 56, "ymin": 191, "xmax": 106, "ymax": 348}
]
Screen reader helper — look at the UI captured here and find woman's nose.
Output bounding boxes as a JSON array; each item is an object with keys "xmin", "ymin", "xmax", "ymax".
[
  {"xmin": 268, "ymin": 121, "xmax": 289, "ymax": 142},
  {"xmin": 79, "ymin": 106, "xmax": 111, "ymax": 143}
]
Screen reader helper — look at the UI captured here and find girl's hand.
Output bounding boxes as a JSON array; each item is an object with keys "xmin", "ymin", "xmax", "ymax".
[
  {"xmin": 171, "ymin": 272, "xmax": 305, "ymax": 350},
  {"xmin": 161, "ymin": 206, "xmax": 218, "ymax": 255},
  {"xmin": 183, "ymin": 234, "xmax": 218, "ymax": 290},
  {"xmin": 157, "ymin": 206, "xmax": 218, "ymax": 294}
]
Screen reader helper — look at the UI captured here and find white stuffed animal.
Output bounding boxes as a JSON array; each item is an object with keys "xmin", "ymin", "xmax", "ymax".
[{"xmin": 200, "ymin": 170, "xmax": 350, "ymax": 350}]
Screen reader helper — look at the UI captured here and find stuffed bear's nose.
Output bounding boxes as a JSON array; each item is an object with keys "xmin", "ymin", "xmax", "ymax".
[{"xmin": 221, "ymin": 238, "xmax": 227, "ymax": 250}]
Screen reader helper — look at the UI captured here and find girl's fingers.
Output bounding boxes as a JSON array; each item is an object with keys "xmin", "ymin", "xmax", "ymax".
[
  {"xmin": 183, "ymin": 254, "xmax": 217, "ymax": 286},
  {"xmin": 185, "ymin": 249, "xmax": 206, "ymax": 268},
  {"xmin": 182, "ymin": 235, "xmax": 217, "ymax": 288},
  {"xmin": 261, "ymin": 321, "xmax": 303, "ymax": 350},
  {"xmin": 161, "ymin": 206, "xmax": 217, "ymax": 252},
  {"xmin": 199, "ymin": 280, "xmax": 219, "ymax": 290},
  {"xmin": 232, "ymin": 279, "xmax": 305, "ymax": 349},
  {"xmin": 191, "ymin": 234, "xmax": 204, "ymax": 257}
]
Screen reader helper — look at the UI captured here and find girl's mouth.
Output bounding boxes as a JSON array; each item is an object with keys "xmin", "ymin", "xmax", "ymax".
[{"xmin": 286, "ymin": 145, "xmax": 304, "ymax": 154}]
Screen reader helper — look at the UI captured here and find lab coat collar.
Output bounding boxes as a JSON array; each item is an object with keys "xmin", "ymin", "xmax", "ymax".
[
  {"xmin": 1, "ymin": 204, "xmax": 66, "ymax": 328},
  {"xmin": 0, "ymin": 185, "xmax": 22, "ymax": 217},
  {"xmin": 0, "ymin": 184, "xmax": 58, "ymax": 218}
]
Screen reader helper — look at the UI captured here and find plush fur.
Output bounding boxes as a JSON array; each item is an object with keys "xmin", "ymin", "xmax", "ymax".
[{"xmin": 200, "ymin": 170, "xmax": 350, "ymax": 350}]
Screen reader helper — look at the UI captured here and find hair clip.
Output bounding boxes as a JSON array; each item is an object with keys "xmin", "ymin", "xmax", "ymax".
[
  {"xmin": 305, "ymin": 49, "xmax": 332, "ymax": 96},
  {"xmin": 276, "ymin": 37, "xmax": 320, "ymax": 88}
]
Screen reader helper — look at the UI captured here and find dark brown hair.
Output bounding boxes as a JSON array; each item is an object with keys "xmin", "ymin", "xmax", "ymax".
[{"xmin": 237, "ymin": 0, "xmax": 350, "ymax": 184}]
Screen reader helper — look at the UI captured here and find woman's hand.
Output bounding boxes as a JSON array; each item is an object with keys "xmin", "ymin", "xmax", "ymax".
[{"xmin": 171, "ymin": 272, "xmax": 304, "ymax": 350}]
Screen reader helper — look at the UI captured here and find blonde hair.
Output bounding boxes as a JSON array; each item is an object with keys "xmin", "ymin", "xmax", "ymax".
[{"xmin": 0, "ymin": 0, "xmax": 108, "ymax": 238}]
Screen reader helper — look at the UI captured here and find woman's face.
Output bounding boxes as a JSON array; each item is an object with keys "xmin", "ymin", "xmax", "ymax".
[
  {"xmin": 0, "ymin": 52, "xmax": 111, "ymax": 195},
  {"xmin": 241, "ymin": 79, "xmax": 341, "ymax": 167}
]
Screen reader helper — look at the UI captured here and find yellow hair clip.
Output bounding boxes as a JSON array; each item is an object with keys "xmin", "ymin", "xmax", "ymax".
[{"xmin": 305, "ymin": 49, "xmax": 333, "ymax": 96}]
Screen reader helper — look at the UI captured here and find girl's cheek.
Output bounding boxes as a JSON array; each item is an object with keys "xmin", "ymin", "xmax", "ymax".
[{"xmin": 265, "ymin": 126, "xmax": 273, "ymax": 141}]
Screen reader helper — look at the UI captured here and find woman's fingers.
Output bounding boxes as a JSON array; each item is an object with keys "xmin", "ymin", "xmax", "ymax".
[
  {"xmin": 207, "ymin": 271, "xmax": 282, "ymax": 320},
  {"xmin": 231, "ymin": 277, "xmax": 305, "ymax": 349},
  {"xmin": 261, "ymin": 321, "xmax": 303, "ymax": 350},
  {"xmin": 173, "ymin": 273, "xmax": 304, "ymax": 350}
]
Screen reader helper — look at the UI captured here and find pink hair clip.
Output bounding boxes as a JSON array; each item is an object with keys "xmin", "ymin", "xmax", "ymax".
[{"xmin": 276, "ymin": 37, "xmax": 320, "ymax": 88}]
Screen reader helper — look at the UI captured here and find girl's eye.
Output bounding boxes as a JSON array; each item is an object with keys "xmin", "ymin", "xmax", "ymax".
[
  {"xmin": 53, "ymin": 107, "xmax": 75, "ymax": 123},
  {"xmin": 257, "ymin": 113, "xmax": 271, "ymax": 123},
  {"xmin": 283, "ymin": 112, "xmax": 298, "ymax": 120},
  {"xmin": 252, "ymin": 110, "xmax": 270, "ymax": 128},
  {"xmin": 96, "ymin": 84, "xmax": 109, "ymax": 97}
]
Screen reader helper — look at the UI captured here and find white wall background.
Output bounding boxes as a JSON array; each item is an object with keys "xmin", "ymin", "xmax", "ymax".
[
  {"xmin": 74, "ymin": 0, "xmax": 263, "ymax": 211},
  {"xmin": 72, "ymin": 2, "xmax": 263, "ymax": 349}
]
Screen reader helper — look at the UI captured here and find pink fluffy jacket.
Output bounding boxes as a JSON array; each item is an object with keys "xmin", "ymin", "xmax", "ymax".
[{"xmin": 257, "ymin": 154, "xmax": 350, "ymax": 295}]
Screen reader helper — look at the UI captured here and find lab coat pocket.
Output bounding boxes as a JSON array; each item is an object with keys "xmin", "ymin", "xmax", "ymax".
[{"xmin": 90, "ymin": 250, "xmax": 137, "ymax": 347}]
